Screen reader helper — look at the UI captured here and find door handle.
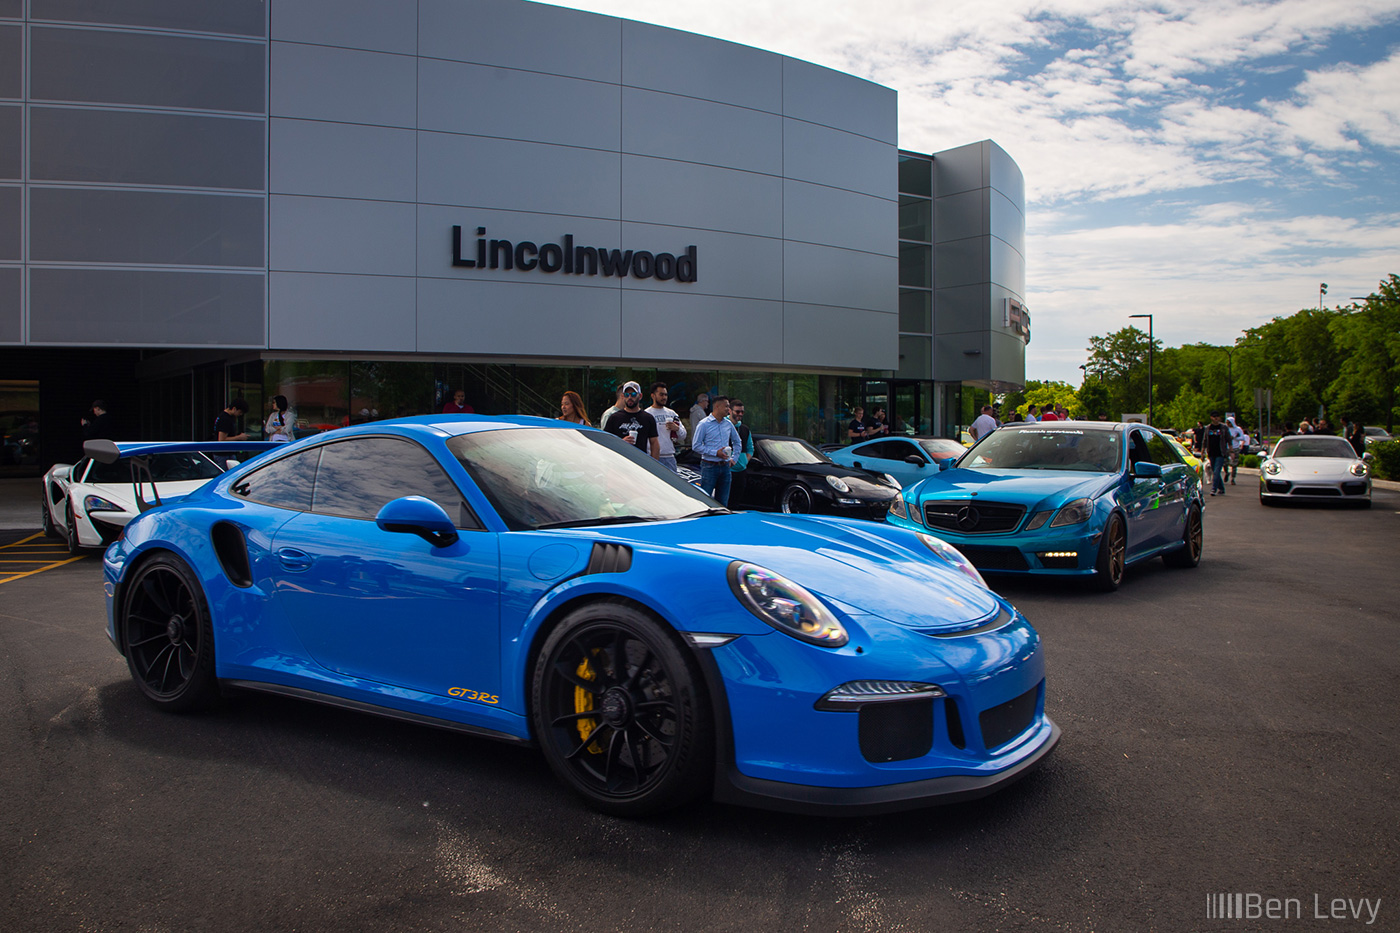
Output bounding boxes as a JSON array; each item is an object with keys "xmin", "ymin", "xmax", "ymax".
[{"xmin": 276, "ymin": 547, "xmax": 313, "ymax": 572}]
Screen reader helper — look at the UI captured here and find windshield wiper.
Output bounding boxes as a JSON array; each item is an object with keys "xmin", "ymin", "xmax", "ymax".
[
  {"xmin": 680, "ymin": 507, "xmax": 733, "ymax": 519},
  {"xmin": 535, "ymin": 515, "xmax": 664, "ymax": 529}
]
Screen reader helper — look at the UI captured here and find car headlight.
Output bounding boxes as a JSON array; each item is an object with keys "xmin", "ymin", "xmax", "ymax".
[
  {"xmin": 1049, "ymin": 497, "xmax": 1093, "ymax": 527},
  {"xmin": 1350, "ymin": 462, "xmax": 1368, "ymax": 477},
  {"xmin": 1263, "ymin": 460, "xmax": 1281, "ymax": 475},
  {"xmin": 83, "ymin": 495, "xmax": 123, "ymax": 512},
  {"xmin": 888, "ymin": 494, "xmax": 909, "ymax": 521},
  {"xmin": 916, "ymin": 533, "xmax": 987, "ymax": 589},
  {"xmin": 728, "ymin": 562, "xmax": 848, "ymax": 647},
  {"xmin": 882, "ymin": 473, "xmax": 900, "ymax": 488},
  {"xmin": 825, "ymin": 475, "xmax": 851, "ymax": 494}
]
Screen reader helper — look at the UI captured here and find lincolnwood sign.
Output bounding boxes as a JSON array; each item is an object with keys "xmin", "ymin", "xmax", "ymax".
[{"xmin": 452, "ymin": 226, "xmax": 698, "ymax": 282}]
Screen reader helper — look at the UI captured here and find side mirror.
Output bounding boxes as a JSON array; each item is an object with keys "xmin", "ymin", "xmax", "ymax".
[
  {"xmin": 1362, "ymin": 452, "xmax": 1374, "ymax": 463},
  {"xmin": 938, "ymin": 459, "xmax": 952, "ymax": 471},
  {"xmin": 52, "ymin": 465, "xmax": 71, "ymax": 481},
  {"xmin": 1131, "ymin": 461, "xmax": 1163, "ymax": 479},
  {"xmin": 375, "ymin": 496, "xmax": 459, "ymax": 547},
  {"xmin": 905, "ymin": 455, "xmax": 925, "ymax": 467}
]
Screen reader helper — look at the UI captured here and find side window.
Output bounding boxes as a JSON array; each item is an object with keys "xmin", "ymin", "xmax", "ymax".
[
  {"xmin": 1128, "ymin": 431, "xmax": 1153, "ymax": 465},
  {"xmin": 858, "ymin": 441, "xmax": 908, "ymax": 462},
  {"xmin": 231, "ymin": 447, "xmax": 319, "ymax": 511},
  {"xmin": 1146, "ymin": 433, "xmax": 1182, "ymax": 466},
  {"xmin": 891, "ymin": 441, "xmax": 925, "ymax": 462},
  {"xmin": 311, "ymin": 436, "xmax": 477, "ymax": 528}
]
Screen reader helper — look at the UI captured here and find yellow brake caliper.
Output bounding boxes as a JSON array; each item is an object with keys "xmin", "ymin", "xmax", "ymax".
[{"xmin": 575, "ymin": 653, "xmax": 603, "ymax": 753}]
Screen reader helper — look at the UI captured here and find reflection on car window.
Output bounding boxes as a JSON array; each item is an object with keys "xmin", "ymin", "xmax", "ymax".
[
  {"xmin": 447, "ymin": 427, "xmax": 711, "ymax": 531},
  {"xmin": 313, "ymin": 437, "xmax": 470, "ymax": 525},
  {"xmin": 89, "ymin": 452, "xmax": 226, "ymax": 484},
  {"xmin": 1146, "ymin": 433, "xmax": 1183, "ymax": 466},
  {"xmin": 962, "ymin": 429, "xmax": 1121, "ymax": 473},
  {"xmin": 918, "ymin": 439, "xmax": 965, "ymax": 460},
  {"xmin": 1273, "ymin": 437, "xmax": 1357, "ymax": 459},
  {"xmin": 758, "ymin": 438, "xmax": 828, "ymax": 466},
  {"xmin": 232, "ymin": 447, "xmax": 319, "ymax": 511}
]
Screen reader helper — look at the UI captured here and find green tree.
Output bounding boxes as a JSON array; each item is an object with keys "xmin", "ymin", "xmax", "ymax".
[
  {"xmin": 1085, "ymin": 326, "xmax": 1159, "ymax": 419},
  {"xmin": 1326, "ymin": 274, "xmax": 1400, "ymax": 432}
]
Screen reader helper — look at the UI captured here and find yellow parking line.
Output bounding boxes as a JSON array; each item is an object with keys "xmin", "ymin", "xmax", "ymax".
[
  {"xmin": 0, "ymin": 556, "xmax": 86, "ymax": 585},
  {"xmin": 1, "ymin": 533, "xmax": 45, "ymax": 548}
]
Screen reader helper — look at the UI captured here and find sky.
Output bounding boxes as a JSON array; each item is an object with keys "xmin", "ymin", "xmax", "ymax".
[{"xmin": 548, "ymin": 0, "xmax": 1400, "ymax": 384}]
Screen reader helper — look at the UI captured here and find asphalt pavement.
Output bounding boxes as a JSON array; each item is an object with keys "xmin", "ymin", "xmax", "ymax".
[{"xmin": 1, "ymin": 483, "xmax": 1396, "ymax": 932}]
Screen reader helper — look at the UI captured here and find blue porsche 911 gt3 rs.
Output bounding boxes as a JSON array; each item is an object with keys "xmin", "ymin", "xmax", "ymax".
[
  {"xmin": 886, "ymin": 422, "xmax": 1204, "ymax": 591},
  {"xmin": 100, "ymin": 416, "xmax": 1059, "ymax": 816}
]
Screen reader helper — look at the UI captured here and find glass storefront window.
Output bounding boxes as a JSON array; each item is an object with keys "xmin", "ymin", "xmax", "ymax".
[
  {"xmin": 265, "ymin": 359, "xmax": 348, "ymax": 439},
  {"xmin": 351, "ymin": 361, "xmax": 435, "ymax": 423},
  {"xmin": 0, "ymin": 379, "xmax": 40, "ymax": 473}
]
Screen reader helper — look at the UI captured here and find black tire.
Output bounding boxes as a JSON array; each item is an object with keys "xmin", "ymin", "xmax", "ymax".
[
  {"xmin": 1092, "ymin": 513, "xmax": 1126, "ymax": 592},
  {"xmin": 531, "ymin": 601, "xmax": 712, "ymax": 816},
  {"xmin": 1163, "ymin": 503, "xmax": 1202, "ymax": 568},
  {"xmin": 118, "ymin": 554, "xmax": 219, "ymax": 711},
  {"xmin": 779, "ymin": 483, "xmax": 813, "ymax": 514},
  {"xmin": 64, "ymin": 500, "xmax": 81, "ymax": 556},
  {"xmin": 41, "ymin": 498, "xmax": 56, "ymax": 538}
]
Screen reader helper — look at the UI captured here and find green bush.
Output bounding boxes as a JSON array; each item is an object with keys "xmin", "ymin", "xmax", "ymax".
[
  {"xmin": 1240, "ymin": 454, "xmax": 1261, "ymax": 469},
  {"xmin": 1369, "ymin": 440, "xmax": 1400, "ymax": 480}
]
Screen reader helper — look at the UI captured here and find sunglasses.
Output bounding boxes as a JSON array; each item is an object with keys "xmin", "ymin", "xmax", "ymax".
[{"xmin": 623, "ymin": 388, "xmax": 640, "ymax": 396}]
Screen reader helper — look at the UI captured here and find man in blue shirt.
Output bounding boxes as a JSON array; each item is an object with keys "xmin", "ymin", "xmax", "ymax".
[{"xmin": 692, "ymin": 395, "xmax": 742, "ymax": 506}]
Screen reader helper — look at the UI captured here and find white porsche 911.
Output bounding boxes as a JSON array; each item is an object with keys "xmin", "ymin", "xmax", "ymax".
[
  {"xmin": 41, "ymin": 442, "xmax": 247, "ymax": 553},
  {"xmin": 1259, "ymin": 435, "xmax": 1373, "ymax": 508}
]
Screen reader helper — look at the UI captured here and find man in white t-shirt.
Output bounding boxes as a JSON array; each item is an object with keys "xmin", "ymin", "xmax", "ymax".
[
  {"xmin": 969, "ymin": 405, "xmax": 998, "ymax": 442},
  {"xmin": 645, "ymin": 382, "xmax": 687, "ymax": 471}
]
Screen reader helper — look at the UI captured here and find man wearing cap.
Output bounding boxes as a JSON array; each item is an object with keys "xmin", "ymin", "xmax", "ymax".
[{"xmin": 602, "ymin": 381, "xmax": 660, "ymax": 459}]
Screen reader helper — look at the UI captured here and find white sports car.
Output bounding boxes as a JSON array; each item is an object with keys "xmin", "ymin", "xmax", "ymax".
[
  {"xmin": 1259, "ymin": 435, "xmax": 1372, "ymax": 508},
  {"xmin": 41, "ymin": 442, "xmax": 256, "ymax": 553}
]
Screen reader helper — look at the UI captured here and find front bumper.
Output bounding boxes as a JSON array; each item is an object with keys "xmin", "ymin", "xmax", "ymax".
[
  {"xmin": 888, "ymin": 511, "xmax": 1103, "ymax": 575},
  {"xmin": 1259, "ymin": 476, "xmax": 1370, "ymax": 500}
]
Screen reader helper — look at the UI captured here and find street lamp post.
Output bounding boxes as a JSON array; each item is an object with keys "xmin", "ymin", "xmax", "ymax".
[{"xmin": 1128, "ymin": 314, "xmax": 1154, "ymax": 425}]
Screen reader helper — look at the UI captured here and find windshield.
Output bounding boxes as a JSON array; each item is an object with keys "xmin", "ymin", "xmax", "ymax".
[
  {"xmin": 88, "ymin": 452, "xmax": 225, "ymax": 484},
  {"xmin": 447, "ymin": 427, "xmax": 714, "ymax": 531},
  {"xmin": 918, "ymin": 438, "xmax": 966, "ymax": 460},
  {"xmin": 758, "ymin": 437, "xmax": 828, "ymax": 466},
  {"xmin": 1273, "ymin": 437, "xmax": 1357, "ymax": 459},
  {"xmin": 961, "ymin": 428, "xmax": 1122, "ymax": 473}
]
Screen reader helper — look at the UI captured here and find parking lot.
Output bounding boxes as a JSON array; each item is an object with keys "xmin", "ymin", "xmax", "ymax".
[{"xmin": 1, "ymin": 484, "xmax": 1397, "ymax": 932}]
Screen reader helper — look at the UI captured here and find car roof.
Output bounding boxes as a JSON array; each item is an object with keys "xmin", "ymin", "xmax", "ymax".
[
  {"xmin": 315, "ymin": 414, "xmax": 585, "ymax": 442},
  {"xmin": 995, "ymin": 421, "xmax": 1128, "ymax": 433}
]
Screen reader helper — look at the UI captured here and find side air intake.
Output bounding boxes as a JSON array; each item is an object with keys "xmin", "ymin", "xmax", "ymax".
[
  {"xmin": 211, "ymin": 521, "xmax": 253, "ymax": 588},
  {"xmin": 584, "ymin": 542, "xmax": 632, "ymax": 575}
]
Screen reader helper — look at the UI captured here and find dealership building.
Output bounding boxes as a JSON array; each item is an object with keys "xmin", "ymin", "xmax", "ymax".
[{"xmin": 0, "ymin": 0, "xmax": 1029, "ymax": 468}]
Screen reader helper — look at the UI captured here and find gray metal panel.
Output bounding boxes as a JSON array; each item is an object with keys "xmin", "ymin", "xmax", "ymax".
[
  {"xmin": 988, "ymin": 141, "xmax": 1025, "ymax": 208},
  {"xmin": 783, "ymin": 120, "xmax": 895, "ymax": 198},
  {"xmin": 934, "ymin": 328, "xmax": 989, "ymax": 383},
  {"xmin": 31, "ymin": 108, "xmax": 265, "ymax": 189},
  {"xmin": 0, "ymin": 185, "xmax": 17, "ymax": 259},
  {"xmin": 28, "ymin": 269, "xmax": 265, "ymax": 345},
  {"xmin": 269, "ymin": 272, "xmax": 416, "ymax": 352},
  {"xmin": 30, "ymin": 188, "xmax": 264, "ymax": 266},
  {"xmin": 416, "ymin": 276, "xmax": 623, "ymax": 358},
  {"xmin": 933, "ymin": 141, "xmax": 987, "ymax": 198},
  {"xmin": 418, "ymin": 132, "xmax": 621, "ymax": 219},
  {"xmin": 270, "ymin": 195, "xmax": 416, "ymax": 276},
  {"xmin": 934, "ymin": 237, "xmax": 990, "ymax": 290},
  {"xmin": 0, "ymin": 24, "xmax": 19, "ymax": 98},
  {"xmin": 934, "ymin": 189, "xmax": 987, "ymax": 243},
  {"xmin": 783, "ymin": 242, "xmax": 897, "ymax": 312},
  {"xmin": 419, "ymin": 58, "xmax": 621, "ymax": 152},
  {"xmin": 0, "ymin": 267, "xmax": 17, "ymax": 343},
  {"xmin": 30, "ymin": 27, "xmax": 265, "ymax": 113},
  {"xmin": 621, "ymin": 292, "xmax": 782, "ymax": 364},
  {"xmin": 418, "ymin": 0, "xmax": 620, "ymax": 83},
  {"xmin": 989, "ymin": 188, "xmax": 1025, "ymax": 255},
  {"xmin": 934, "ymin": 284, "xmax": 991, "ymax": 336},
  {"xmin": 270, "ymin": 41, "xmax": 415, "ymax": 127},
  {"xmin": 31, "ymin": 0, "xmax": 265, "ymax": 35},
  {"xmin": 622, "ymin": 156, "xmax": 781, "ymax": 237},
  {"xmin": 782, "ymin": 303, "xmax": 898, "ymax": 370},
  {"xmin": 620, "ymin": 222, "xmax": 782, "ymax": 301},
  {"xmin": 782, "ymin": 57, "xmax": 896, "ymax": 144},
  {"xmin": 416, "ymin": 204, "xmax": 621, "ymax": 282},
  {"xmin": 784, "ymin": 180, "xmax": 895, "ymax": 255},
  {"xmin": 989, "ymin": 237, "xmax": 1025, "ymax": 298},
  {"xmin": 621, "ymin": 19, "xmax": 782, "ymax": 113},
  {"xmin": 622, "ymin": 88, "xmax": 781, "ymax": 176},
  {"xmin": 270, "ymin": 119, "xmax": 415, "ymax": 202},
  {"xmin": 269, "ymin": 0, "xmax": 415, "ymax": 54},
  {"xmin": 0, "ymin": 107, "xmax": 17, "ymax": 179},
  {"xmin": 0, "ymin": 1, "xmax": 20, "ymax": 18},
  {"xmin": 988, "ymin": 329, "xmax": 1027, "ymax": 388}
]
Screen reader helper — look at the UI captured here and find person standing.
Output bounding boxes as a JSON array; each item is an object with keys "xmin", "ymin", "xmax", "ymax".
[
  {"xmin": 1191, "ymin": 420, "xmax": 1206, "ymax": 455},
  {"xmin": 644, "ymin": 382, "xmax": 686, "ymax": 471},
  {"xmin": 1024, "ymin": 404, "xmax": 1040, "ymax": 423},
  {"xmin": 1203, "ymin": 411, "xmax": 1230, "ymax": 496},
  {"xmin": 728, "ymin": 398, "xmax": 754, "ymax": 504},
  {"xmin": 969, "ymin": 405, "xmax": 998, "ymax": 441},
  {"xmin": 1227, "ymin": 417, "xmax": 1246, "ymax": 485},
  {"xmin": 265, "ymin": 395, "xmax": 295, "ymax": 443},
  {"xmin": 81, "ymin": 400, "xmax": 113, "ymax": 440},
  {"xmin": 847, "ymin": 406, "xmax": 868, "ymax": 443},
  {"xmin": 1039, "ymin": 405, "xmax": 1059, "ymax": 422},
  {"xmin": 214, "ymin": 398, "xmax": 249, "ymax": 441},
  {"xmin": 441, "ymin": 389, "xmax": 474, "ymax": 414},
  {"xmin": 1347, "ymin": 419, "xmax": 1366, "ymax": 457},
  {"xmin": 868, "ymin": 407, "xmax": 891, "ymax": 437},
  {"xmin": 688, "ymin": 392, "xmax": 710, "ymax": 444},
  {"xmin": 558, "ymin": 391, "xmax": 592, "ymax": 426},
  {"xmin": 602, "ymin": 381, "xmax": 660, "ymax": 459},
  {"xmin": 693, "ymin": 396, "xmax": 741, "ymax": 505}
]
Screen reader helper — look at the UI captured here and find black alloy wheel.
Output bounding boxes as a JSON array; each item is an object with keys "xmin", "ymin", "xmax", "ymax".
[
  {"xmin": 63, "ymin": 501, "xmax": 81, "ymax": 556},
  {"xmin": 1163, "ymin": 502, "xmax": 1203, "ymax": 568},
  {"xmin": 1092, "ymin": 513, "xmax": 1126, "ymax": 592},
  {"xmin": 119, "ymin": 554, "xmax": 219, "ymax": 711},
  {"xmin": 532, "ymin": 602, "xmax": 712, "ymax": 816},
  {"xmin": 779, "ymin": 483, "xmax": 813, "ymax": 514}
]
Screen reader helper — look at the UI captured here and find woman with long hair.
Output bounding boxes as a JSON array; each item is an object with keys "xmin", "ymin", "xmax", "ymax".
[
  {"xmin": 558, "ymin": 391, "xmax": 591, "ymax": 426},
  {"xmin": 265, "ymin": 395, "xmax": 295, "ymax": 442}
]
